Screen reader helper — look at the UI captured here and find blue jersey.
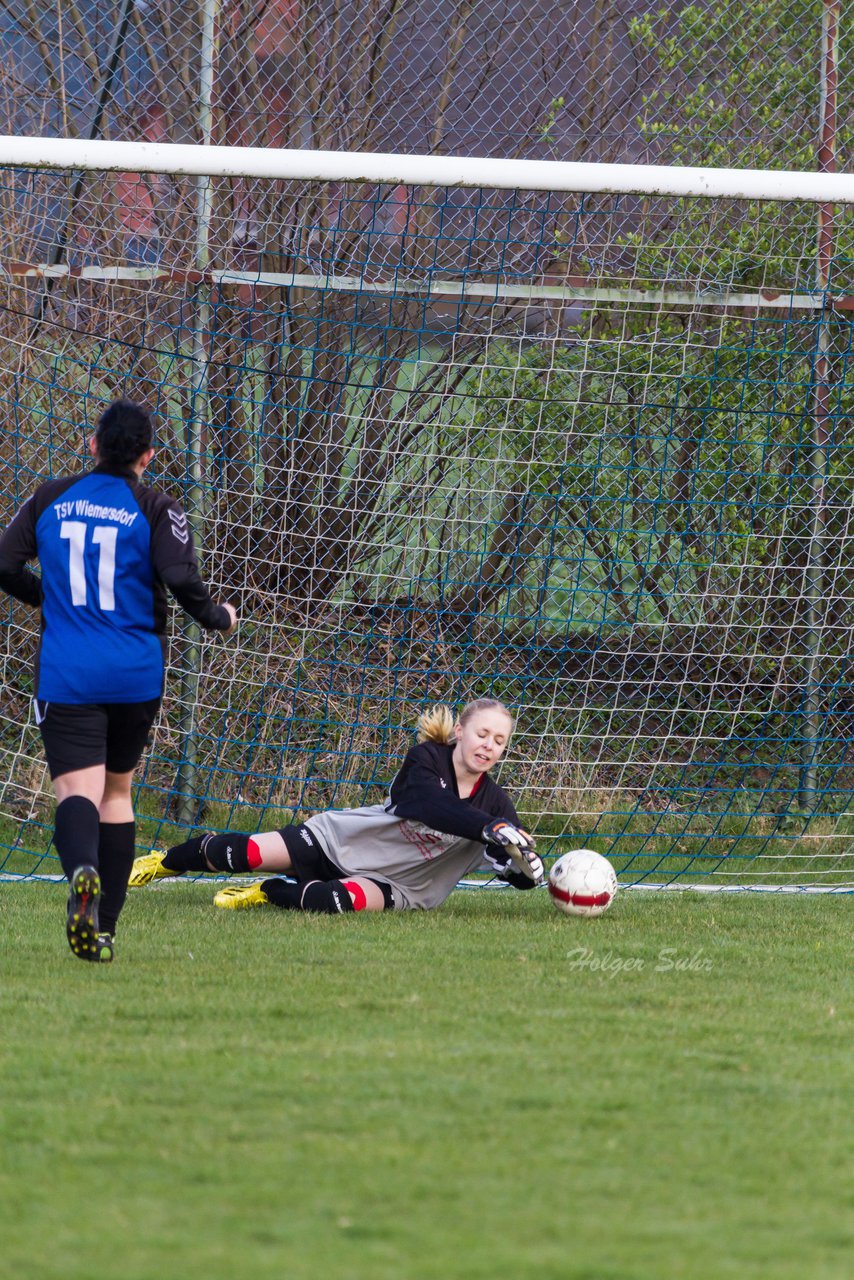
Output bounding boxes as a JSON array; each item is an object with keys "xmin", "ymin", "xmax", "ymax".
[
  {"xmin": 35, "ymin": 471, "xmax": 162, "ymax": 701},
  {"xmin": 0, "ymin": 465, "xmax": 231, "ymax": 704}
]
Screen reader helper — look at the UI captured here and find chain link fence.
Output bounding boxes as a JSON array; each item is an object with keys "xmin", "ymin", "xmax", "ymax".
[
  {"xmin": 1, "ymin": 3, "xmax": 854, "ymax": 882},
  {"xmin": 1, "ymin": 3, "xmax": 848, "ymax": 164}
]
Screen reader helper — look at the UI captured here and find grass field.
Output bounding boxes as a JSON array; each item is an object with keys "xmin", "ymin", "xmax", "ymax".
[{"xmin": 1, "ymin": 882, "xmax": 852, "ymax": 1280}]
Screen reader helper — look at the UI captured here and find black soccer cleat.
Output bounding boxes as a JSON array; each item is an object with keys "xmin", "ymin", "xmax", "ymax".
[
  {"xmin": 94, "ymin": 933, "xmax": 115, "ymax": 964},
  {"xmin": 66, "ymin": 865, "xmax": 102, "ymax": 961}
]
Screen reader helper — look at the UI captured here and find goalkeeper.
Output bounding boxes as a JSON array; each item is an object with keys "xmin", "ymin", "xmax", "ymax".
[{"xmin": 130, "ymin": 698, "xmax": 543, "ymax": 913}]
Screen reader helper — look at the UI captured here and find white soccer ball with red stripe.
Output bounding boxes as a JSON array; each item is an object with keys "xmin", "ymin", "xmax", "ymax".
[{"xmin": 548, "ymin": 849, "xmax": 618, "ymax": 918}]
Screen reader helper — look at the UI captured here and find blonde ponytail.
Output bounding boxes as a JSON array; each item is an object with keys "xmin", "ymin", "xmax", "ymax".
[
  {"xmin": 416, "ymin": 704, "xmax": 456, "ymax": 744},
  {"xmin": 416, "ymin": 698, "xmax": 514, "ymax": 744}
]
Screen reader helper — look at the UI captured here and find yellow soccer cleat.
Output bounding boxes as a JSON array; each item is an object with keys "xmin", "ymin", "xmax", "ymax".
[
  {"xmin": 214, "ymin": 883, "xmax": 270, "ymax": 910},
  {"xmin": 128, "ymin": 849, "xmax": 178, "ymax": 888}
]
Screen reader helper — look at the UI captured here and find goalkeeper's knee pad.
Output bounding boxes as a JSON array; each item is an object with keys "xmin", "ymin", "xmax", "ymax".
[
  {"xmin": 199, "ymin": 832, "xmax": 262, "ymax": 873},
  {"xmin": 301, "ymin": 879, "xmax": 358, "ymax": 913},
  {"xmin": 261, "ymin": 877, "xmax": 358, "ymax": 913}
]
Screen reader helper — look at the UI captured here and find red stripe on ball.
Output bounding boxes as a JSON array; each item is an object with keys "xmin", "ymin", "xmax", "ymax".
[{"xmin": 548, "ymin": 883, "xmax": 611, "ymax": 907}]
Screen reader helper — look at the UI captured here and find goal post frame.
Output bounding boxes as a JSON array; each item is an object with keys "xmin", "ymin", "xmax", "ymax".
[
  {"xmin": 0, "ymin": 140, "xmax": 852, "ymax": 890},
  {"xmin": 4, "ymin": 134, "xmax": 854, "ymax": 204}
]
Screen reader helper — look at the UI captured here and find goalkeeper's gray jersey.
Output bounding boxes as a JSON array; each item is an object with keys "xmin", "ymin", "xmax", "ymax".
[
  {"xmin": 302, "ymin": 740, "xmax": 521, "ymax": 910},
  {"xmin": 303, "ymin": 805, "xmax": 487, "ymax": 910}
]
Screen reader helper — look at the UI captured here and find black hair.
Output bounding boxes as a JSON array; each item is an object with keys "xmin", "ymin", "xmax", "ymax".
[{"xmin": 94, "ymin": 399, "xmax": 154, "ymax": 468}]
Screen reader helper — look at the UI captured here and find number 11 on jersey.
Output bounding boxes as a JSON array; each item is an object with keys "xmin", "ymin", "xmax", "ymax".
[{"xmin": 60, "ymin": 521, "xmax": 118, "ymax": 610}]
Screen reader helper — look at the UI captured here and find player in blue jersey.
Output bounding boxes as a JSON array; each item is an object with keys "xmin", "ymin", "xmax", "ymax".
[
  {"xmin": 129, "ymin": 699, "xmax": 544, "ymax": 913},
  {"xmin": 0, "ymin": 399, "xmax": 237, "ymax": 962}
]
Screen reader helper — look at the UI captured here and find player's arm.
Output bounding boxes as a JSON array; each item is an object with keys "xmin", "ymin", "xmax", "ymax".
[
  {"xmin": 0, "ymin": 497, "xmax": 43, "ymax": 607},
  {"xmin": 159, "ymin": 561, "xmax": 235, "ymax": 631},
  {"xmin": 388, "ymin": 745, "xmax": 536, "ymax": 864},
  {"xmin": 390, "ymin": 747, "xmax": 542, "ymax": 888},
  {"xmin": 387, "ymin": 746, "xmax": 498, "ymax": 840},
  {"xmin": 151, "ymin": 498, "xmax": 236, "ymax": 632}
]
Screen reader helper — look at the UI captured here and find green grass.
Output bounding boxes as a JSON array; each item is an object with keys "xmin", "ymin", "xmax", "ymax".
[{"xmin": 1, "ymin": 884, "xmax": 853, "ymax": 1280}]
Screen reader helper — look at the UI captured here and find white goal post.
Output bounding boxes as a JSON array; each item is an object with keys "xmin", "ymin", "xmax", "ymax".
[{"xmin": 5, "ymin": 134, "xmax": 854, "ymax": 201}]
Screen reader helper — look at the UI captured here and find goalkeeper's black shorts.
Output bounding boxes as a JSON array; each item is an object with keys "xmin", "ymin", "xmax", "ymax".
[
  {"xmin": 276, "ymin": 822, "xmax": 395, "ymax": 910},
  {"xmin": 34, "ymin": 697, "xmax": 161, "ymax": 779}
]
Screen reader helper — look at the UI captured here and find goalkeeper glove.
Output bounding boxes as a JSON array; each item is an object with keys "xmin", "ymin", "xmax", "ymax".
[
  {"xmin": 482, "ymin": 819, "xmax": 536, "ymax": 852},
  {"xmin": 503, "ymin": 843, "xmax": 545, "ymax": 885},
  {"xmin": 482, "ymin": 820, "xmax": 544, "ymax": 885}
]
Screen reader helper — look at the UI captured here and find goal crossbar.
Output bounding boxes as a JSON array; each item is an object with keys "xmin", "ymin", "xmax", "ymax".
[{"xmin": 3, "ymin": 134, "xmax": 854, "ymax": 203}]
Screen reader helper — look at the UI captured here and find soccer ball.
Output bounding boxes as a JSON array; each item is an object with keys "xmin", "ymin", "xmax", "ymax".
[{"xmin": 548, "ymin": 849, "xmax": 618, "ymax": 918}]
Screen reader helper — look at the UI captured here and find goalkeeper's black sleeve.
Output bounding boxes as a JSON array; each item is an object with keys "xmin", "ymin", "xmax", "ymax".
[
  {"xmin": 501, "ymin": 868, "xmax": 538, "ymax": 892},
  {"xmin": 387, "ymin": 740, "xmax": 520, "ymax": 842},
  {"xmin": 389, "ymin": 782, "xmax": 493, "ymax": 841}
]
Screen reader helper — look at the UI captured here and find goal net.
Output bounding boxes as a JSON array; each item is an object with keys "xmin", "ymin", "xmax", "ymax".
[{"xmin": 2, "ymin": 138, "xmax": 853, "ymax": 889}]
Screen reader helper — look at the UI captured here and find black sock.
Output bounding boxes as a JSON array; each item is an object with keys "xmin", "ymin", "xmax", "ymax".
[
  {"xmin": 165, "ymin": 832, "xmax": 261, "ymax": 873},
  {"xmin": 261, "ymin": 877, "xmax": 302, "ymax": 909},
  {"xmin": 163, "ymin": 834, "xmax": 209, "ymax": 872},
  {"xmin": 53, "ymin": 796, "xmax": 100, "ymax": 881},
  {"xmin": 98, "ymin": 822, "xmax": 136, "ymax": 937}
]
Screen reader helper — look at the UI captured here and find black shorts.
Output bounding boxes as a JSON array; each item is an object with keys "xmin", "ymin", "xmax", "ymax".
[
  {"xmin": 34, "ymin": 698, "xmax": 161, "ymax": 779},
  {"xmin": 277, "ymin": 823, "xmax": 395, "ymax": 910}
]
